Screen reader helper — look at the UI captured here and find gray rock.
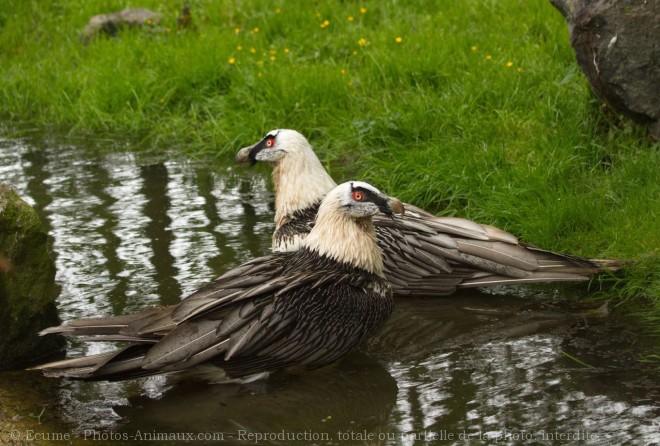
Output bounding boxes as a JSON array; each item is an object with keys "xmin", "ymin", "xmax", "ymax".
[
  {"xmin": 0, "ymin": 182, "xmax": 63, "ymax": 369},
  {"xmin": 550, "ymin": 0, "xmax": 660, "ymax": 138},
  {"xmin": 81, "ymin": 8, "xmax": 161, "ymax": 44}
]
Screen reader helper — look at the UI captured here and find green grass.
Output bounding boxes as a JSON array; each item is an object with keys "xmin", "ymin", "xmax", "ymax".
[{"xmin": 0, "ymin": 0, "xmax": 658, "ymax": 345}]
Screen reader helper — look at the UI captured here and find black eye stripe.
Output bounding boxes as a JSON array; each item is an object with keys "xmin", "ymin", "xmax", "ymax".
[
  {"xmin": 260, "ymin": 134, "xmax": 276, "ymax": 146},
  {"xmin": 350, "ymin": 186, "xmax": 388, "ymax": 207},
  {"xmin": 349, "ymin": 185, "xmax": 393, "ymax": 217},
  {"xmin": 247, "ymin": 134, "xmax": 276, "ymax": 164}
]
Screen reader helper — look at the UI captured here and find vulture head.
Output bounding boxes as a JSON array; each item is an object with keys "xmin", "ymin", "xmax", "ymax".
[
  {"xmin": 329, "ymin": 181, "xmax": 404, "ymax": 220},
  {"xmin": 304, "ymin": 181, "xmax": 403, "ymax": 276},
  {"xmin": 237, "ymin": 130, "xmax": 338, "ymax": 227},
  {"xmin": 236, "ymin": 129, "xmax": 311, "ymax": 166}
]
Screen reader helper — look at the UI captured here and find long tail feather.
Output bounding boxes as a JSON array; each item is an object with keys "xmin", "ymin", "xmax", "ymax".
[
  {"xmin": 28, "ymin": 344, "xmax": 152, "ymax": 380},
  {"xmin": 39, "ymin": 306, "xmax": 175, "ymax": 339}
]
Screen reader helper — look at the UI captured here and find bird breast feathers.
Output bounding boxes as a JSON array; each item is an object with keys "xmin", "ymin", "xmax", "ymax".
[{"xmin": 303, "ymin": 211, "xmax": 384, "ymax": 277}]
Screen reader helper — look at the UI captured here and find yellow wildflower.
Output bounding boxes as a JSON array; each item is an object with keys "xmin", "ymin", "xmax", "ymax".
[
  {"xmin": 257, "ymin": 60, "xmax": 264, "ymax": 66},
  {"xmin": 270, "ymin": 56, "xmax": 276, "ymax": 61},
  {"xmin": 228, "ymin": 57, "xmax": 236, "ymax": 64},
  {"xmin": 146, "ymin": 19, "xmax": 153, "ymax": 25},
  {"xmin": 284, "ymin": 48, "xmax": 290, "ymax": 54},
  {"xmin": 234, "ymin": 27, "xmax": 241, "ymax": 34},
  {"xmin": 358, "ymin": 38, "xmax": 367, "ymax": 46},
  {"xmin": 275, "ymin": 7, "xmax": 281, "ymax": 14},
  {"xmin": 237, "ymin": 45, "xmax": 243, "ymax": 51},
  {"xmin": 360, "ymin": 7, "xmax": 367, "ymax": 14},
  {"xmin": 517, "ymin": 67, "xmax": 524, "ymax": 73},
  {"xmin": 249, "ymin": 47, "xmax": 256, "ymax": 54},
  {"xmin": 252, "ymin": 27, "xmax": 260, "ymax": 33},
  {"xmin": 348, "ymin": 15, "xmax": 354, "ymax": 22},
  {"xmin": 320, "ymin": 19, "xmax": 330, "ymax": 28},
  {"xmin": 485, "ymin": 54, "xmax": 492, "ymax": 61},
  {"xmin": 352, "ymin": 50, "xmax": 358, "ymax": 56},
  {"xmin": 471, "ymin": 45, "xmax": 477, "ymax": 52},
  {"xmin": 395, "ymin": 36, "xmax": 403, "ymax": 43},
  {"xmin": 506, "ymin": 61, "xmax": 513, "ymax": 67},
  {"xmin": 340, "ymin": 69, "xmax": 346, "ymax": 75}
]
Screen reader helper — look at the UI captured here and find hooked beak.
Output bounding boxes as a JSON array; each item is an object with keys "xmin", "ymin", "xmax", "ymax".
[
  {"xmin": 236, "ymin": 145, "xmax": 255, "ymax": 165},
  {"xmin": 388, "ymin": 198, "xmax": 405, "ymax": 217}
]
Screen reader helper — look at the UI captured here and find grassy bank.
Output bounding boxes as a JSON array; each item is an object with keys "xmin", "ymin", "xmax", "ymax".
[{"xmin": 1, "ymin": 1, "xmax": 658, "ymax": 343}]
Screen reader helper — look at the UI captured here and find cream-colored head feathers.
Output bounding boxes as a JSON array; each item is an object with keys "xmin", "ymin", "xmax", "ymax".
[
  {"xmin": 268, "ymin": 130, "xmax": 337, "ymax": 227},
  {"xmin": 236, "ymin": 130, "xmax": 337, "ymax": 228},
  {"xmin": 303, "ymin": 181, "xmax": 396, "ymax": 276}
]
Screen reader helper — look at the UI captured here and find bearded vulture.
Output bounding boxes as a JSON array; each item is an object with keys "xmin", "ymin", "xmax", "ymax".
[
  {"xmin": 236, "ymin": 129, "xmax": 622, "ymax": 297},
  {"xmin": 31, "ymin": 181, "xmax": 401, "ymax": 381}
]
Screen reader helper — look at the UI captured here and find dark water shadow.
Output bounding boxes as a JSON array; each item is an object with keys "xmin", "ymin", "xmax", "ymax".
[
  {"xmin": 111, "ymin": 352, "xmax": 397, "ymax": 444},
  {"xmin": 140, "ymin": 163, "xmax": 182, "ymax": 306}
]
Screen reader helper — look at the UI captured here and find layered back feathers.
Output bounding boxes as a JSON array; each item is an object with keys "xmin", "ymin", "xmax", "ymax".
[
  {"xmin": 31, "ymin": 180, "xmax": 394, "ymax": 381},
  {"xmin": 252, "ymin": 130, "xmax": 624, "ymax": 296}
]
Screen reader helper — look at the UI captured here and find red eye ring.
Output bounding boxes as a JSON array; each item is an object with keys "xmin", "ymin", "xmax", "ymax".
[
  {"xmin": 352, "ymin": 191, "xmax": 364, "ymax": 201},
  {"xmin": 266, "ymin": 138, "xmax": 275, "ymax": 148}
]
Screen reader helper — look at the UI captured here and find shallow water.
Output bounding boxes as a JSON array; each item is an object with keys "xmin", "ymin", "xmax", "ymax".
[{"xmin": 0, "ymin": 134, "xmax": 658, "ymax": 445}]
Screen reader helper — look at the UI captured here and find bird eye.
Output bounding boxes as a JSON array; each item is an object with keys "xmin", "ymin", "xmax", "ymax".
[
  {"xmin": 266, "ymin": 138, "xmax": 275, "ymax": 148},
  {"xmin": 352, "ymin": 191, "xmax": 364, "ymax": 201}
]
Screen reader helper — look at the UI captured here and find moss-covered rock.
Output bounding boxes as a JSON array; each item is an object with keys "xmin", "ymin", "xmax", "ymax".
[{"xmin": 0, "ymin": 182, "xmax": 63, "ymax": 369}]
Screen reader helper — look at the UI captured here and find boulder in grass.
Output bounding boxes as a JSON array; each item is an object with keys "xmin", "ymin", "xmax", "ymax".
[
  {"xmin": 0, "ymin": 182, "xmax": 64, "ymax": 369},
  {"xmin": 81, "ymin": 8, "xmax": 161, "ymax": 44},
  {"xmin": 550, "ymin": 0, "xmax": 660, "ymax": 138}
]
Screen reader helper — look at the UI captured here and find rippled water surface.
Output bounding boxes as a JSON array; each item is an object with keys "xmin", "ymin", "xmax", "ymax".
[{"xmin": 0, "ymin": 134, "xmax": 658, "ymax": 445}]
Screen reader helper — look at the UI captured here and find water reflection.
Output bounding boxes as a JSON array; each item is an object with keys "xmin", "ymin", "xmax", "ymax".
[
  {"xmin": 104, "ymin": 157, "xmax": 157, "ymax": 312},
  {"xmin": 114, "ymin": 353, "xmax": 397, "ymax": 444},
  {"xmin": 0, "ymin": 135, "xmax": 658, "ymax": 446},
  {"xmin": 140, "ymin": 163, "xmax": 181, "ymax": 306},
  {"xmin": 381, "ymin": 297, "xmax": 660, "ymax": 445}
]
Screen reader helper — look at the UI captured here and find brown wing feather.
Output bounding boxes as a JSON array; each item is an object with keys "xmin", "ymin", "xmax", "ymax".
[
  {"xmin": 33, "ymin": 250, "xmax": 393, "ymax": 380},
  {"xmin": 271, "ymin": 201, "xmax": 622, "ymax": 298},
  {"xmin": 371, "ymin": 204, "xmax": 621, "ymax": 297}
]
